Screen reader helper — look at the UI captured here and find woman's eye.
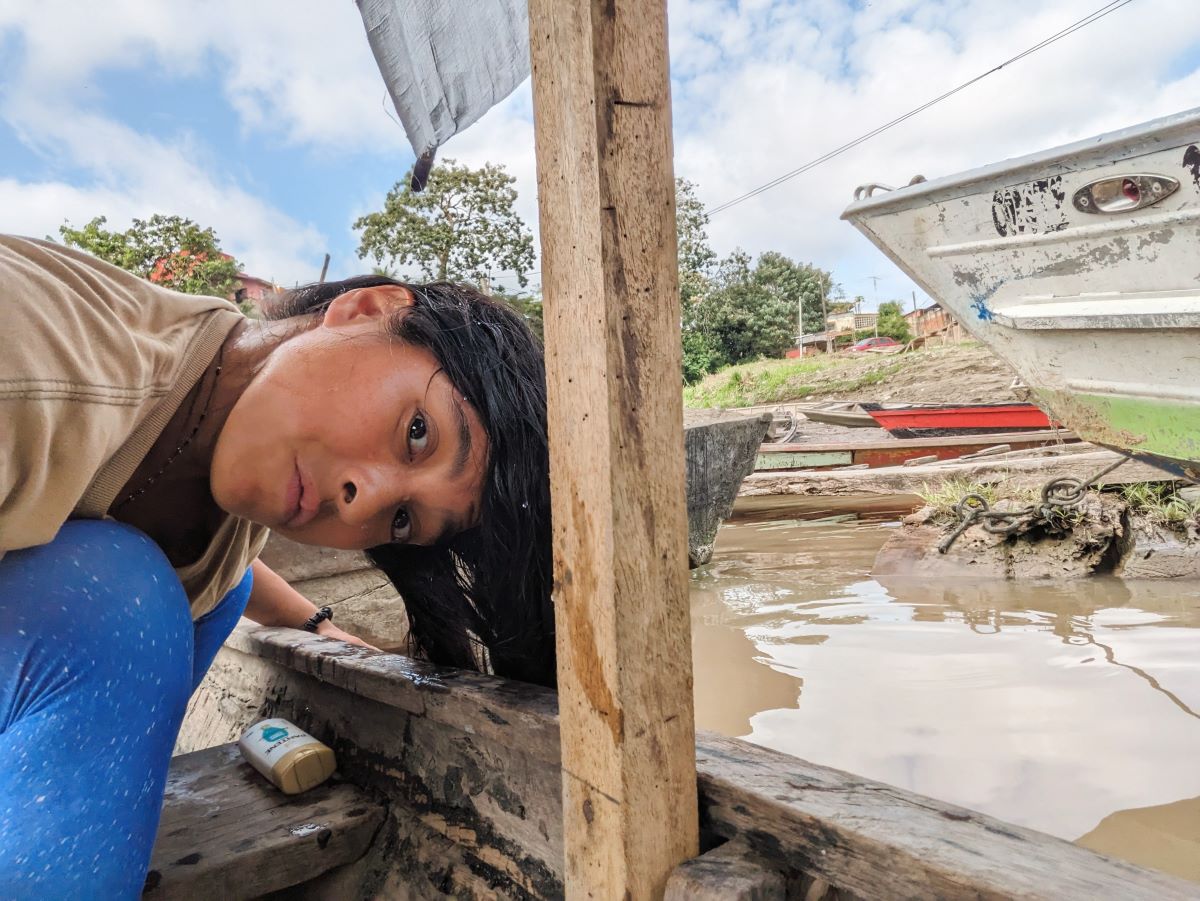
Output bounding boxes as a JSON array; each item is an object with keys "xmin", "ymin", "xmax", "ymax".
[
  {"xmin": 391, "ymin": 507, "xmax": 412, "ymax": 543},
  {"xmin": 408, "ymin": 414, "xmax": 429, "ymax": 454}
]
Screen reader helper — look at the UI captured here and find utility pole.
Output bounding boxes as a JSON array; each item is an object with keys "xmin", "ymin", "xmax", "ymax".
[
  {"xmin": 796, "ymin": 292, "xmax": 803, "ymax": 354},
  {"xmin": 821, "ymin": 278, "xmax": 830, "ymax": 354},
  {"xmin": 318, "ymin": 253, "xmax": 331, "ymax": 284},
  {"xmin": 867, "ymin": 275, "xmax": 883, "ymax": 337}
]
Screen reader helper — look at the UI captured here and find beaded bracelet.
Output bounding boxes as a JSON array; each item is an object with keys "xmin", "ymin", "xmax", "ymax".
[{"xmin": 302, "ymin": 606, "xmax": 334, "ymax": 633}]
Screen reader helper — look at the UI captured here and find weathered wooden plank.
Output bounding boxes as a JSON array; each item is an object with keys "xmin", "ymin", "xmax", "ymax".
[
  {"xmin": 180, "ymin": 640, "xmax": 565, "ymax": 898},
  {"xmin": 741, "ymin": 450, "xmax": 1177, "ymax": 498},
  {"xmin": 222, "ymin": 627, "xmax": 562, "ymax": 765},
  {"xmin": 145, "ymin": 743, "xmax": 384, "ymax": 900},
  {"xmin": 694, "ymin": 731, "xmax": 1197, "ymax": 901},
  {"xmin": 664, "ymin": 838, "xmax": 785, "ymax": 900},
  {"xmin": 755, "ymin": 451, "xmax": 853, "ymax": 470},
  {"xmin": 528, "ymin": 0, "xmax": 699, "ymax": 898},
  {"xmin": 758, "ymin": 431, "xmax": 1079, "ymax": 470},
  {"xmin": 764, "ymin": 429, "xmax": 1077, "ymax": 454}
]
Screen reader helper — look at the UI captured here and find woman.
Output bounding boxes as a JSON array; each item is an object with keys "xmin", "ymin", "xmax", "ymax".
[{"xmin": 0, "ymin": 235, "xmax": 553, "ymax": 896}]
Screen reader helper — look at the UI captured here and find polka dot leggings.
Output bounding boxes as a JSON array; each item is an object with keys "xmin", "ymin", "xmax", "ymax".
[{"xmin": 0, "ymin": 520, "xmax": 253, "ymax": 899}]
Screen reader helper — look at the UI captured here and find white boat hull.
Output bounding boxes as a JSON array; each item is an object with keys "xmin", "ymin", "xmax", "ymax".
[{"xmin": 843, "ymin": 108, "xmax": 1200, "ymax": 476}]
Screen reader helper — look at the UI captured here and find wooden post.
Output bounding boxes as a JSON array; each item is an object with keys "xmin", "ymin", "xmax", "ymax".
[{"xmin": 528, "ymin": 1, "xmax": 699, "ymax": 898}]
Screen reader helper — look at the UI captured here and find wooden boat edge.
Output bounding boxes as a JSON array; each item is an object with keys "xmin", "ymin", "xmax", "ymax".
[{"xmin": 178, "ymin": 626, "xmax": 1197, "ymax": 899}]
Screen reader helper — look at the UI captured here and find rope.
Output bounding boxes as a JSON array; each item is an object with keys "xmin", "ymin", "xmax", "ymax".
[{"xmin": 936, "ymin": 456, "xmax": 1129, "ymax": 554}]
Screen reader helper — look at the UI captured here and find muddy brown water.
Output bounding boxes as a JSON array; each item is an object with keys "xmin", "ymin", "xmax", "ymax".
[{"xmin": 692, "ymin": 496, "xmax": 1200, "ymax": 883}]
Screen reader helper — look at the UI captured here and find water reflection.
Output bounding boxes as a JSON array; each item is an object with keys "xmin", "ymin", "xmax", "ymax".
[{"xmin": 690, "ymin": 501, "xmax": 1200, "ymax": 882}]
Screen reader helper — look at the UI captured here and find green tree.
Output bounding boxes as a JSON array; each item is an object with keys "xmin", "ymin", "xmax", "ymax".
[
  {"xmin": 58, "ymin": 215, "xmax": 242, "ymax": 300},
  {"xmin": 681, "ymin": 329, "xmax": 721, "ymax": 385},
  {"xmin": 494, "ymin": 286, "xmax": 544, "ymax": 344},
  {"xmin": 689, "ymin": 250, "xmax": 795, "ymax": 367},
  {"xmin": 675, "ymin": 177, "xmax": 715, "ymax": 293},
  {"xmin": 752, "ymin": 252, "xmax": 833, "ymax": 336},
  {"xmin": 875, "ymin": 301, "xmax": 912, "ymax": 343},
  {"xmin": 676, "ymin": 178, "xmax": 721, "ymax": 382},
  {"xmin": 355, "ymin": 159, "xmax": 535, "ymax": 287}
]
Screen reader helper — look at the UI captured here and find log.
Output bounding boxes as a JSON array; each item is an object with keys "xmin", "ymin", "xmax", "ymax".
[{"xmin": 529, "ymin": 0, "xmax": 699, "ymax": 897}]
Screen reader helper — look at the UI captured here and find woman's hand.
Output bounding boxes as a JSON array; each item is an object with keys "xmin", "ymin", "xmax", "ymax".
[
  {"xmin": 246, "ymin": 559, "xmax": 380, "ymax": 651},
  {"xmin": 314, "ymin": 618, "xmax": 380, "ymax": 651}
]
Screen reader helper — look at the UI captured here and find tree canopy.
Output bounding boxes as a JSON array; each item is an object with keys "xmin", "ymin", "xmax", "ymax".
[
  {"xmin": 494, "ymin": 286, "xmax": 544, "ymax": 345},
  {"xmin": 355, "ymin": 159, "xmax": 536, "ymax": 287},
  {"xmin": 58, "ymin": 214, "xmax": 242, "ymax": 299},
  {"xmin": 874, "ymin": 301, "xmax": 913, "ymax": 343},
  {"xmin": 753, "ymin": 251, "xmax": 833, "ymax": 336},
  {"xmin": 682, "ymin": 246, "xmax": 835, "ymax": 381}
]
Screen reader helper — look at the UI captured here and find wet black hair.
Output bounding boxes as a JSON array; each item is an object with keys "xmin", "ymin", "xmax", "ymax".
[{"xmin": 269, "ymin": 276, "xmax": 555, "ymax": 686}]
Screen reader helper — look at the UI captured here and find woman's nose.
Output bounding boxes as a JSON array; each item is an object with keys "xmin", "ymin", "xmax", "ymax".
[{"xmin": 336, "ymin": 465, "xmax": 398, "ymax": 526}]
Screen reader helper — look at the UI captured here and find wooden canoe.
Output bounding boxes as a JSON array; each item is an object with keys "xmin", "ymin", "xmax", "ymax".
[
  {"xmin": 860, "ymin": 402, "xmax": 1056, "ymax": 438},
  {"xmin": 800, "ymin": 407, "xmax": 879, "ymax": 428}
]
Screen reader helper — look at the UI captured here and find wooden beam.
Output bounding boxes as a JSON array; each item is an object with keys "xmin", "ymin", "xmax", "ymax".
[
  {"xmin": 145, "ymin": 744, "xmax": 384, "ymax": 900},
  {"xmin": 664, "ymin": 839, "xmax": 785, "ymax": 900},
  {"xmin": 527, "ymin": 1, "xmax": 699, "ymax": 898}
]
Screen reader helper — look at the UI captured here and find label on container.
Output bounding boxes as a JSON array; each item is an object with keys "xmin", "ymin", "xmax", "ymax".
[{"xmin": 240, "ymin": 718, "xmax": 322, "ymax": 764}]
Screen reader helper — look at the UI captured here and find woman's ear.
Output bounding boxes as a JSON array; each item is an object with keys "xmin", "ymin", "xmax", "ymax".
[{"xmin": 322, "ymin": 285, "xmax": 414, "ymax": 327}]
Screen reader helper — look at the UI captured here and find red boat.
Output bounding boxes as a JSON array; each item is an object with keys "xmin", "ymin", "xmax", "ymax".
[{"xmin": 859, "ymin": 403, "xmax": 1057, "ymax": 439}]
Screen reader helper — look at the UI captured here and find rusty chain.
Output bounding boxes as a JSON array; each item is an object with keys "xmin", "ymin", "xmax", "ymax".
[{"xmin": 936, "ymin": 456, "xmax": 1130, "ymax": 554}]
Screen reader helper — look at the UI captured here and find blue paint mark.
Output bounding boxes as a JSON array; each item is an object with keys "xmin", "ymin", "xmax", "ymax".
[{"xmin": 969, "ymin": 278, "xmax": 1006, "ymax": 323}]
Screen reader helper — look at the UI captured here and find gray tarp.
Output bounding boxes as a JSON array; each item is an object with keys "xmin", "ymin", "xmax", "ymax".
[{"xmin": 356, "ymin": 0, "xmax": 530, "ymax": 189}]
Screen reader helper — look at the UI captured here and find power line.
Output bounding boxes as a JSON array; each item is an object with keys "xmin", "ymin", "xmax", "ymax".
[{"xmin": 705, "ymin": 0, "xmax": 1138, "ymax": 217}]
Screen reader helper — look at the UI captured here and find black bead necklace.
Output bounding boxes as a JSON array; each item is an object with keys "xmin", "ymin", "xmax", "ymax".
[{"xmin": 112, "ymin": 348, "xmax": 225, "ymax": 513}]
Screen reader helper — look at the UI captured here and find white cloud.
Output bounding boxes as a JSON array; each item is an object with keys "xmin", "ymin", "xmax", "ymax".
[
  {"xmin": 0, "ymin": 95, "xmax": 327, "ymax": 283},
  {"xmin": 1, "ymin": 0, "xmax": 1199, "ymax": 298},
  {"xmin": 0, "ymin": 0, "xmax": 403, "ymax": 152},
  {"xmin": 664, "ymin": 0, "xmax": 1200, "ymax": 305}
]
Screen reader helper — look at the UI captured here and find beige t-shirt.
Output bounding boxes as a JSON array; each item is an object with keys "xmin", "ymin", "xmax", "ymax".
[{"xmin": 0, "ymin": 235, "xmax": 269, "ymax": 618}]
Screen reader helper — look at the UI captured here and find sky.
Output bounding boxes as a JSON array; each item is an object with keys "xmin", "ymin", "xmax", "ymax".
[{"xmin": 1, "ymin": 0, "xmax": 1198, "ymax": 310}]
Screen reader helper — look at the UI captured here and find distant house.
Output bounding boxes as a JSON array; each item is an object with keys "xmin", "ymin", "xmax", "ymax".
[
  {"xmin": 794, "ymin": 310, "xmax": 878, "ymax": 355},
  {"xmin": 234, "ymin": 273, "xmax": 283, "ymax": 313},
  {"xmin": 904, "ymin": 303, "xmax": 965, "ymax": 342},
  {"xmin": 828, "ymin": 311, "xmax": 878, "ymax": 333}
]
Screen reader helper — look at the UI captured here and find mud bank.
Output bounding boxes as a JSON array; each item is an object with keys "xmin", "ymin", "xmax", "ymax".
[{"xmin": 874, "ymin": 493, "xmax": 1200, "ymax": 580}]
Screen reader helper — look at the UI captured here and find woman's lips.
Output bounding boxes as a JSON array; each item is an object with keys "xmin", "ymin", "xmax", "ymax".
[{"xmin": 284, "ymin": 461, "xmax": 320, "ymax": 529}]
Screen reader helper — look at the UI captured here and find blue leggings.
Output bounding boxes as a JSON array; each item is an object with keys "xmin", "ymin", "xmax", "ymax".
[{"xmin": 0, "ymin": 520, "xmax": 253, "ymax": 899}]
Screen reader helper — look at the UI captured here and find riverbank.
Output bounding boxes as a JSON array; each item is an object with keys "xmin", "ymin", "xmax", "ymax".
[{"xmin": 684, "ymin": 342, "xmax": 1019, "ymax": 408}]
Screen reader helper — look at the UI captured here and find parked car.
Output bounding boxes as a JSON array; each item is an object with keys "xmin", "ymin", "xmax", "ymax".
[{"xmin": 846, "ymin": 336, "xmax": 902, "ymax": 352}]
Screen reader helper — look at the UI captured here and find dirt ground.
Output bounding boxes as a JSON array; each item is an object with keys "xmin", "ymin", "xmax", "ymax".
[
  {"xmin": 688, "ymin": 342, "xmax": 1025, "ymax": 411},
  {"xmin": 807, "ymin": 344, "xmax": 1021, "ymax": 405}
]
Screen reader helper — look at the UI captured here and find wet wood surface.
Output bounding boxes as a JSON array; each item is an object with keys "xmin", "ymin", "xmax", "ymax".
[
  {"xmin": 529, "ymin": 0, "xmax": 698, "ymax": 896},
  {"xmin": 180, "ymin": 628, "xmax": 1200, "ymax": 900},
  {"xmin": 146, "ymin": 743, "xmax": 384, "ymax": 900}
]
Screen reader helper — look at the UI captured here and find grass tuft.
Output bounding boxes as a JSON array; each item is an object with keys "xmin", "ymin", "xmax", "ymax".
[{"xmin": 1121, "ymin": 483, "xmax": 1200, "ymax": 528}]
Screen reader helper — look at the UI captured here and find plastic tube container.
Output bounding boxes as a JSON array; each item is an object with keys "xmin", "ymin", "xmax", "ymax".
[{"xmin": 237, "ymin": 718, "xmax": 336, "ymax": 795}]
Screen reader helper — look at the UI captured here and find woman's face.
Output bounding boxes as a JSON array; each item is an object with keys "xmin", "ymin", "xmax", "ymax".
[{"xmin": 210, "ymin": 286, "xmax": 489, "ymax": 550}]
